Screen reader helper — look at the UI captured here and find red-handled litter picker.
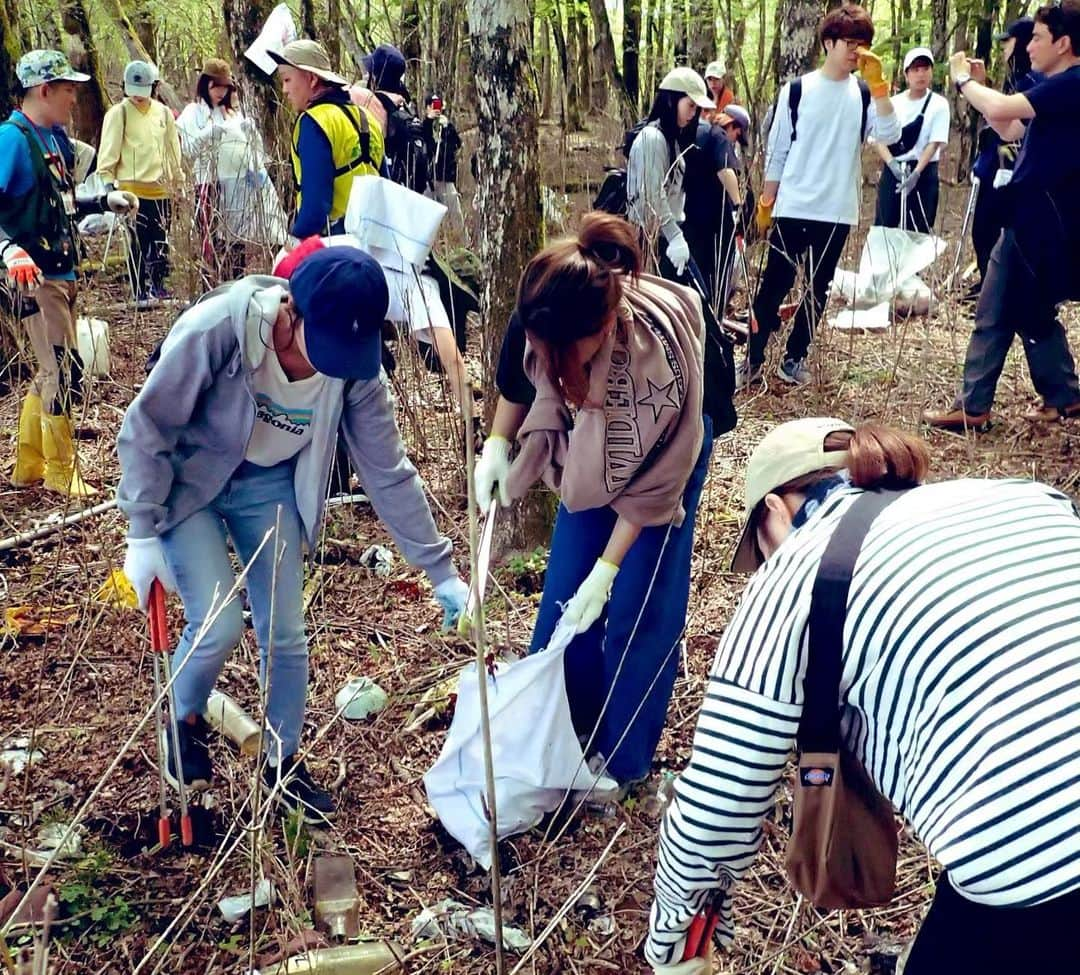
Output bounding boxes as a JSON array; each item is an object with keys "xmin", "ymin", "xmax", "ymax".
[
  {"xmin": 149, "ymin": 580, "xmax": 193, "ymax": 847},
  {"xmin": 682, "ymin": 893, "xmax": 721, "ymax": 961}
]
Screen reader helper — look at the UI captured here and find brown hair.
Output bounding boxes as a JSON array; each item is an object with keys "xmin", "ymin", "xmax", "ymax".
[
  {"xmin": 820, "ymin": 3, "xmax": 875, "ymax": 49},
  {"xmin": 750, "ymin": 423, "xmax": 929, "ymax": 557},
  {"xmin": 516, "ymin": 212, "xmax": 642, "ymax": 406}
]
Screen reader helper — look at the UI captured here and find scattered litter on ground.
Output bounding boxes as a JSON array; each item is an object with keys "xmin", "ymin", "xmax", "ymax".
[
  {"xmin": 1, "ymin": 739, "xmax": 45, "ymax": 776},
  {"xmin": 203, "ymin": 689, "xmax": 262, "ymax": 755},
  {"xmin": 334, "ymin": 677, "xmax": 389, "ymax": 721},
  {"xmin": 359, "ymin": 545, "xmax": 394, "ymax": 578},
  {"xmin": 35, "ymin": 821, "xmax": 85, "ymax": 860},
  {"xmin": 3, "ymin": 604, "xmax": 79, "ymax": 637},
  {"xmin": 95, "ymin": 569, "xmax": 138, "ymax": 609},
  {"xmin": 255, "ymin": 941, "xmax": 403, "ymax": 974},
  {"xmin": 218, "ymin": 878, "xmax": 274, "ymax": 923},
  {"xmin": 411, "ymin": 898, "xmax": 532, "ymax": 953}
]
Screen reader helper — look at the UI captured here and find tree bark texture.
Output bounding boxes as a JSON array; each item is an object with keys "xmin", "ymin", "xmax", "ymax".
[
  {"xmin": 930, "ymin": 0, "xmax": 949, "ymax": 63},
  {"xmin": 559, "ymin": 0, "xmax": 585, "ymax": 129},
  {"xmin": 777, "ymin": 0, "xmax": 823, "ymax": 84},
  {"xmin": 586, "ymin": 0, "xmax": 636, "ymax": 124},
  {"xmin": 624, "ymin": 0, "xmax": 641, "ymax": 111},
  {"xmin": 59, "ymin": 0, "xmax": 109, "ymax": 141},
  {"xmin": 0, "ymin": 0, "xmax": 20, "ymax": 122},
  {"xmin": 223, "ymin": 0, "xmax": 290, "ymax": 194},
  {"xmin": 687, "ymin": 0, "xmax": 717, "ymax": 73},
  {"xmin": 402, "ymin": 0, "xmax": 423, "ymax": 80}
]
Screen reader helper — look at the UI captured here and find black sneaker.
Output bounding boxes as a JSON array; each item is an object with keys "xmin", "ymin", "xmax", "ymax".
[
  {"xmin": 263, "ymin": 755, "xmax": 335, "ymax": 824},
  {"xmin": 162, "ymin": 715, "xmax": 213, "ymax": 792}
]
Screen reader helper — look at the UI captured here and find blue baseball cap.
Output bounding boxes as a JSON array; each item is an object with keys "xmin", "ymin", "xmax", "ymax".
[{"xmin": 289, "ymin": 248, "xmax": 389, "ymax": 380}]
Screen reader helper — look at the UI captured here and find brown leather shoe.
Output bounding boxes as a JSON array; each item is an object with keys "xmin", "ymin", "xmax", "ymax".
[
  {"xmin": 921, "ymin": 406, "xmax": 991, "ymax": 430},
  {"xmin": 1022, "ymin": 401, "xmax": 1080, "ymax": 422}
]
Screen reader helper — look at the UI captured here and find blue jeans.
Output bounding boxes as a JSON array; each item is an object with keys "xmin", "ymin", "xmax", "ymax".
[
  {"xmin": 529, "ymin": 415, "xmax": 715, "ymax": 784},
  {"xmin": 160, "ymin": 460, "xmax": 308, "ymax": 760}
]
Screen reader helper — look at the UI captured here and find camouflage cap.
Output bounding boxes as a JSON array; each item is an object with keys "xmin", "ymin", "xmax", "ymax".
[{"xmin": 16, "ymin": 50, "xmax": 91, "ymax": 88}]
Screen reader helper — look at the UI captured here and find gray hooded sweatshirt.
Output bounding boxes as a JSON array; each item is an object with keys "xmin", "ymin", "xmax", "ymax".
[{"xmin": 116, "ymin": 275, "xmax": 455, "ymax": 585}]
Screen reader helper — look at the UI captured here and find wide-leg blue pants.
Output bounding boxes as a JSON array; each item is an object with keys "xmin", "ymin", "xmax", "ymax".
[{"xmin": 528, "ymin": 415, "xmax": 714, "ymax": 784}]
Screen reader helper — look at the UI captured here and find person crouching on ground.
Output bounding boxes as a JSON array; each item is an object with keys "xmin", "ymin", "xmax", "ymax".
[
  {"xmin": 117, "ymin": 248, "xmax": 469, "ymax": 822},
  {"xmin": 646, "ymin": 417, "xmax": 1080, "ymax": 974},
  {"xmin": 472, "ymin": 212, "xmax": 711, "ymax": 792}
]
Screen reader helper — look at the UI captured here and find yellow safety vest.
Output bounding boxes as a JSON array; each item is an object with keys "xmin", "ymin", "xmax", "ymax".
[{"xmin": 291, "ymin": 101, "xmax": 384, "ymax": 225}]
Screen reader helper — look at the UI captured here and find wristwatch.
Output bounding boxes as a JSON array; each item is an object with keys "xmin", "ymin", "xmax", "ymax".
[{"xmin": 955, "ymin": 72, "xmax": 972, "ymax": 93}]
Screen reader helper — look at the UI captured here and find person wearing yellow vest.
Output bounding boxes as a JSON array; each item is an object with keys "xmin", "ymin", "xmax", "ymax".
[
  {"xmin": 270, "ymin": 40, "xmax": 383, "ymax": 241},
  {"xmin": 97, "ymin": 60, "xmax": 181, "ymax": 308}
]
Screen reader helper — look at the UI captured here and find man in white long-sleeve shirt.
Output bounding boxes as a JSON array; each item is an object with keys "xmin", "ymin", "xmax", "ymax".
[{"xmin": 737, "ymin": 3, "xmax": 900, "ymax": 389}]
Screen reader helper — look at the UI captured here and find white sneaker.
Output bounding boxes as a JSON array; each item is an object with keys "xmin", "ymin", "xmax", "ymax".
[
  {"xmin": 734, "ymin": 359, "xmax": 763, "ymax": 392},
  {"xmin": 777, "ymin": 357, "xmax": 811, "ymax": 386}
]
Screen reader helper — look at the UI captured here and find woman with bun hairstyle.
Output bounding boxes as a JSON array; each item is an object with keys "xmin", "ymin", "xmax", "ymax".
[
  {"xmin": 472, "ymin": 212, "xmax": 712, "ymax": 790},
  {"xmin": 646, "ymin": 417, "xmax": 1080, "ymax": 974}
]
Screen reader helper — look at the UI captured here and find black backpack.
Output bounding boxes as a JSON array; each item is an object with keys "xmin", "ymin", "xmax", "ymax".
[
  {"xmin": 382, "ymin": 98, "xmax": 430, "ymax": 194},
  {"xmin": 591, "ymin": 119, "xmax": 649, "ymax": 215},
  {"xmin": 783, "ymin": 76, "xmax": 871, "ymax": 143}
]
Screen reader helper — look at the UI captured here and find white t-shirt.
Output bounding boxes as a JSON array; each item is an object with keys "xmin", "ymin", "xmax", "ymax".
[
  {"xmin": 884, "ymin": 89, "xmax": 950, "ymax": 163},
  {"xmin": 765, "ymin": 70, "xmax": 901, "ymax": 226},
  {"xmin": 245, "ymin": 344, "xmax": 327, "ymax": 468}
]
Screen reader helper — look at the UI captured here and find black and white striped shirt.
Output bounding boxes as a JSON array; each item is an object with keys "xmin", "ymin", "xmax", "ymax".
[{"xmin": 647, "ymin": 478, "xmax": 1080, "ymax": 965}]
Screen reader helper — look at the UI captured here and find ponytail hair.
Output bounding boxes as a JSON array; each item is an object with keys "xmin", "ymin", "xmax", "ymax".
[
  {"xmin": 773, "ymin": 423, "xmax": 929, "ymax": 497},
  {"xmin": 516, "ymin": 212, "xmax": 641, "ymax": 405}
]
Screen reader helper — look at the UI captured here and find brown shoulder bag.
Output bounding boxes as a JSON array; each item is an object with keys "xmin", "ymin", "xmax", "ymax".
[{"xmin": 785, "ymin": 489, "xmax": 903, "ymax": 910}]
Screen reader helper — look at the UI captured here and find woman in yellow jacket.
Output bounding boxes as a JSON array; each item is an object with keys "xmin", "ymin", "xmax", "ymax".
[{"xmin": 97, "ymin": 60, "xmax": 181, "ymax": 307}]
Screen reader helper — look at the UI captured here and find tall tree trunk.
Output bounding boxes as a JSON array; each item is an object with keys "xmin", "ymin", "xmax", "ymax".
[
  {"xmin": 538, "ymin": 17, "xmax": 553, "ymax": 118},
  {"xmin": 301, "ymin": 0, "xmax": 317, "ymax": 39},
  {"xmin": 401, "ymin": 0, "xmax": 422, "ymax": 78},
  {"xmin": 130, "ymin": 0, "xmax": 156, "ymax": 61},
  {"xmin": 58, "ymin": 0, "xmax": 108, "ymax": 142},
  {"xmin": 550, "ymin": 9, "xmax": 572, "ymax": 129},
  {"xmin": 587, "ymin": 0, "xmax": 636, "ymax": 124},
  {"xmin": 326, "ymin": 0, "xmax": 341, "ymax": 63},
  {"xmin": 5, "ymin": 0, "xmax": 34, "ymax": 50},
  {"xmin": 687, "ymin": 0, "xmax": 716, "ymax": 71},
  {"xmin": 930, "ymin": 0, "xmax": 949, "ymax": 63},
  {"xmin": 778, "ymin": 0, "xmax": 823, "ymax": 84},
  {"xmin": 223, "ymin": 0, "xmax": 289, "ymax": 196},
  {"xmin": 559, "ymin": 0, "xmax": 584, "ymax": 129},
  {"xmin": 624, "ymin": 0, "xmax": 641, "ymax": 111},
  {"xmin": 100, "ymin": 0, "xmax": 182, "ymax": 110},
  {"xmin": 0, "ymin": 0, "xmax": 20, "ymax": 122},
  {"xmin": 435, "ymin": 2, "xmax": 462, "ymax": 105},
  {"xmin": 673, "ymin": 0, "xmax": 687, "ymax": 67},
  {"xmin": 466, "ymin": 0, "xmax": 548, "ymax": 548},
  {"xmin": 576, "ymin": 5, "xmax": 593, "ymax": 116}
]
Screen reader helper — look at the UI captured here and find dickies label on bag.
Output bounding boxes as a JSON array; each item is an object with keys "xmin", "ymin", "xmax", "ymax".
[{"xmin": 800, "ymin": 765, "xmax": 835, "ymax": 788}]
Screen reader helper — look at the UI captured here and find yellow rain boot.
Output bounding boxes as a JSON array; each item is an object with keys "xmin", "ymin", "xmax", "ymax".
[
  {"xmin": 41, "ymin": 412, "xmax": 98, "ymax": 498},
  {"xmin": 12, "ymin": 392, "xmax": 45, "ymax": 486}
]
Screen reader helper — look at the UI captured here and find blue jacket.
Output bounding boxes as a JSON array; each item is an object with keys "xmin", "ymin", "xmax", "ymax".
[{"xmin": 116, "ymin": 275, "xmax": 455, "ymax": 584}]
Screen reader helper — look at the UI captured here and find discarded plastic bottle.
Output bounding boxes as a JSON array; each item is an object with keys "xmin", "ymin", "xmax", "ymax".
[
  {"xmin": 257, "ymin": 942, "xmax": 403, "ymax": 974},
  {"xmin": 313, "ymin": 855, "xmax": 360, "ymax": 941},
  {"xmin": 643, "ymin": 770, "xmax": 678, "ymax": 819},
  {"xmin": 202, "ymin": 690, "xmax": 261, "ymax": 756}
]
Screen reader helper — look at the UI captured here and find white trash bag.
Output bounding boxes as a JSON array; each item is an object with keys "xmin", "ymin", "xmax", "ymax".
[{"xmin": 424, "ymin": 619, "xmax": 618, "ymax": 869}]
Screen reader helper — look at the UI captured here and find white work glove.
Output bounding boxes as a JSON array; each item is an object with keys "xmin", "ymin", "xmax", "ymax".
[
  {"xmin": 106, "ymin": 190, "xmax": 139, "ymax": 214},
  {"xmin": 886, "ymin": 159, "xmax": 906, "ymax": 182},
  {"xmin": 562, "ymin": 559, "xmax": 619, "ymax": 634},
  {"xmin": 896, "ymin": 168, "xmax": 921, "ymax": 196},
  {"xmin": 666, "ymin": 235, "xmax": 690, "ymax": 276},
  {"xmin": 434, "ymin": 575, "xmax": 469, "ymax": 632},
  {"xmin": 474, "ymin": 436, "xmax": 511, "ymax": 513},
  {"xmin": 239, "ymin": 116, "xmax": 258, "ymax": 137},
  {"xmin": 652, "ymin": 959, "xmax": 711, "ymax": 975},
  {"xmin": 123, "ymin": 537, "xmax": 177, "ymax": 611},
  {"xmin": 1, "ymin": 242, "xmax": 42, "ymax": 292}
]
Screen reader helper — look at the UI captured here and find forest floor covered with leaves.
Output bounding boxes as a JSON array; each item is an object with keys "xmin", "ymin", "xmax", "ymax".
[{"xmin": 2, "ymin": 137, "xmax": 1079, "ymax": 974}]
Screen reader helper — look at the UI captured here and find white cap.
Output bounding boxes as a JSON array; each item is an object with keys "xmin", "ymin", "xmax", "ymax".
[
  {"xmin": 704, "ymin": 59, "xmax": 726, "ymax": 80},
  {"xmin": 729, "ymin": 417, "xmax": 855, "ymax": 572},
  {"xmin": 123, "ymin": 60, "xmax": 158, "ymax": 97},
  {"xmin": 903, "ymin": 47, "xmax": 934, "ymax": 72},
  {"xmin": 659, "ymin": 67, "xmax": 715, "ymax": 109}
]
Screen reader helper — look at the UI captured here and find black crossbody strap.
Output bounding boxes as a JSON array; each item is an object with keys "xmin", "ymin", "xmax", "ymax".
[{"xmin": 798, "ymin": 489, "xmax": 908, "ymax": 753}]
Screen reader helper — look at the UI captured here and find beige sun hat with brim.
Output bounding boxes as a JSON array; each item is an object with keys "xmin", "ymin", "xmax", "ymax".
[
  {"xmin": 659, "ymin": 67, "xmax": 715, "ymax": 109},
  {"xmin": 730, "ymin": 417, "xmax": 855, "ymax": 573},
  {"xmin": 268, "ymin": 39, "xmax": 348, "ymax": 87}
]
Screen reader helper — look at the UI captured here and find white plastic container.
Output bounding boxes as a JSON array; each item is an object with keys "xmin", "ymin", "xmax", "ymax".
[
  {"xmin": 202, "ymin": 689, "xmax": 262, "ymax": 756},
  {"xmin": 75, "ymin": 317, "xmax": 109, "ymax": 377}
]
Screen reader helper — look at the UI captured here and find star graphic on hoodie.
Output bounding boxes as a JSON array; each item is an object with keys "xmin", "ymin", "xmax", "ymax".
[{"xmin": 638, "ymin": 377, "xmax": 679, "ymax": 423}]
